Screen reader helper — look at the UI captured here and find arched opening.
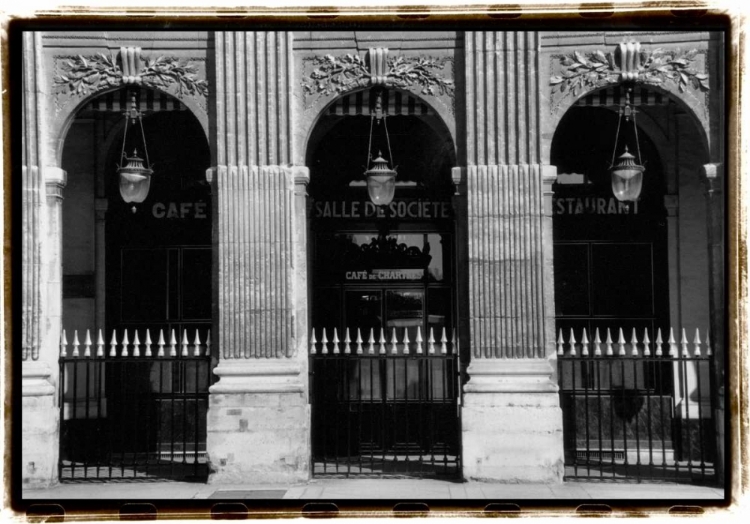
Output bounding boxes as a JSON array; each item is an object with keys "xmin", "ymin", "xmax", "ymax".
[
  {"xmin": 59, "ymin": 87, "xmax": 212, "ymax": 481},
  {"xmin": 551, "ymin": 86, "xmax": 716, "ymax": 480},
  {"xmin": 305, "ymin": 87, "xmax": 460, "ymax": 478}
]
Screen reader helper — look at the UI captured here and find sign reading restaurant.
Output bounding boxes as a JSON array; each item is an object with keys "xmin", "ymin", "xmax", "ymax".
[
  {"xmin": 553, "ymin": 196, "xmax": 639, "ymax": 215},
  {"xmin": 314, "ymin": 200, "xmax": 453, "ymax": 220}
]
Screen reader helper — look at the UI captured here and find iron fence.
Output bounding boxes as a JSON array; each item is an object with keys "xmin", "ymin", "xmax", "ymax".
[
  {"xmin": 557, "ymin": 327, "xmax": 717, "ymax": 484},
  {"xmin": 58, "ymin": 328, "xmax": 212, "ymax": 482},
  {"xmin": 310, "ymin": 327, "xmax": 461, "ymax": 478}
]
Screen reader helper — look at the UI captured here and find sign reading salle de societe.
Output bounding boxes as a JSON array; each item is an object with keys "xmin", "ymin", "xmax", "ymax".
[{"xmin": 314, "ymin": 200, "xmax": 452, "ymax": 219}]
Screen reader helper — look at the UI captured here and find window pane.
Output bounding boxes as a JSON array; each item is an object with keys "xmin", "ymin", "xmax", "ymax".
[
  {"xmin": 120, "ymin": 249, "xmax": 167, "ymax": 321},
  {"xmin": 553, "ymin": 243, "xmax": 590, "ymax": 317},
  {"xmin": 591, "ymin": 243, "xmax": 654, "ymax": 317}
]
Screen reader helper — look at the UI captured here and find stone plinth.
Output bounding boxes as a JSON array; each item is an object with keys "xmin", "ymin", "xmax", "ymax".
[
  {"xmin": 462, "ymin": 359, "xmax": 564, "ymax": 483},
  {"xmin": 206, "ymin": 359, "xmax": 309, "ymax": 484},
  {"xmin": 22, "ymin": 361, "xmax": 59, "ymax": 488}
]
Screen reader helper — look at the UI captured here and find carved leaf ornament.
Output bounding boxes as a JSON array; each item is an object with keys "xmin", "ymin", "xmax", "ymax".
[
  {"xmin": 54, "ymin": 53, "xmax": 208, "ymax": 98},
  {"xmin": 302, "ymin": 53, "xmax": 454, "ymax": 100},
  {"xmin": 550, "ymin": 47, "xmax": 709, "ymax": 98}
]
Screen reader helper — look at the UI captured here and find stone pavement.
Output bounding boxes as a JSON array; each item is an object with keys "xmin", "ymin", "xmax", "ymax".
[{"xmin": 21, "ymin": 477, "xmax": 725, "ymax": 501}]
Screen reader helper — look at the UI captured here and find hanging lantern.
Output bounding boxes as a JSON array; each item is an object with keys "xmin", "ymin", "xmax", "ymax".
[
  {"xmin": 609, "ymin": 88, "xmax": 645, "ymax": 202},
  {"xmin": 364, "ymin": 152, "xmax": 397, "ymax": 206},
  {"xmin": 117, "ymin": 92, "xmax": 153, "ymax": 212},
  {"xmin": 364, "ymin": 89, "xmax": 397, "ymax": 206}
]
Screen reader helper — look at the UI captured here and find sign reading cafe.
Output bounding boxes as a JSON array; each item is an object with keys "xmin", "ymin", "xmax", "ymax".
[{"xmin": 314, "ymin": 200, "xmax": 453, "ymax": 220}]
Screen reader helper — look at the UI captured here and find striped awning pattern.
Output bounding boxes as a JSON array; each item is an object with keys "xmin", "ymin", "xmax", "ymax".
[
  {"xmin": 327, "ymin": 89, "xmax": 434, "ymax": 117},
  {"xmin": 86, "ymin": 88, "xmax": 186, "ymax": 113},
  {"xmin": 575, "ymin": 86, "xmax": 671, "ymax": 107}
]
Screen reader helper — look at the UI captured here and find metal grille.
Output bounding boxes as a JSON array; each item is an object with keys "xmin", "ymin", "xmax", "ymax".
[
  {"xmin": 557, "ymin": 326, "xmax": 718, "ymax": 484},
  {"xmin": 310, "ymin": 327, "xmax": 461, "ymax": 478},
  {"xmin": 58, "ymin": 328, "xmax": 211, "ymax": 482}
]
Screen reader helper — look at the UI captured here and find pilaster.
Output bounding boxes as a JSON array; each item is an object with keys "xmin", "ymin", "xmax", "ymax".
[
  {"xmin": 206, "ymin": 31, "xmax": 309, "ymax": 483},
  {"xmin": 461, "ymin": 30, "xmax": 563, "ymax": 483},
  {"xmin": 703, "ymin": 162, "xmax": 725, "ymax": 483}
]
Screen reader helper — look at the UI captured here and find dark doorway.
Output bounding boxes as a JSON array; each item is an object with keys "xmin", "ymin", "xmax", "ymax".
[{"xmin": 307, "ymin": 89, "xmax": 460, "ymax": 478}]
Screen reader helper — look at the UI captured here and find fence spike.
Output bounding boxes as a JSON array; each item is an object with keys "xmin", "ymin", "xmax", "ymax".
[
  {"xmin": 332, "ymin": 328, "xmax": 340, "ymax": 354},
  {"xmin": 667, "ymin": 328, "xmax": 676, "ymax": 357},
  {"xmin": 428, "ymin": 327, "xmax": 436, "ymax": 354},
  {"xmin": 441, "ymin": 327, "xmax": 448, "ymax": 355},
  {"xmin": 569, "ymin": 328, "xmax": 577, "ymax": 356},
  {"xmin": 206, "ymin": 330, "xmax": 212, "ymax": 356},
  {"xmin": 643, "ymin": 328, "xmax": 651, "ymax": 356},
  {"xmin": 355, "ymin": 328, "xmax": 363, "ymax": 355},
  {"xmin": 121, "ymin": 329, "xmax": 129, "ymax": 357},
  {"xmin": 83, "ymin": 329, "xmax": 92, "ymax": 357},
  {"xmin": 616, "ymin": 328, "xmax": 626, "ymax": 356},
  {"xmin": 321, "ymin": 328, "xmax": 328, "ymax": 355},
  {"xmin": 169, "ymin": 329, "xmax": 177, "ymax": 357},
  {"xmin": 60, "ymin": 329, "xmax": 68, "ymax": 357},
  {"xmin": 594, "ymin": 328, "xmax": 602, "ymax": 357},
  {"xmin": 655, "ymin": 328, "xmax": 663, "ymax": 356},
  {"xmin": 629, "ymin": 328, "xmax": 639, "ymax": 356},
  {"xmin": 415, "ymin": 326, "xmax": 423, "ymax": 354},
  {"xmin": 402, "ymin": 328, "xmax": 410, "ymax": 355},
  {"xmin": 556, "ymin": 329, "xmax": 564, "ymax": 356},
  {"xmin": 343, "ymin": 328, "xmax": 351, "ymax": 354},
  {"xmin": 144, "ymin": 329, "xmax": 153, "ymax": 357},
  {"xmin": 96, "ymin": 329, "xmax": 105, "ymax": 357},
  {"xmin": 157, "ymin": 329, "xmax": 166, "ymax": 357},
  {"xmin": 72, "ymin": 330, "xmax": 80, "ymax": 357},
  {"xmin": 109, "ymin": 330, "xmax": 118, "ymax": 357},
  {"xmin": 367, "ymin": 328, "xmax": 375, "ymax": 355},
  {"xmin": 133, "ymin": 330, "xmax": 141, "ymax": 357},
  {"xmin": 181, "ymin": 330, "xmax": 189, "ymax": 357},
  {"xmin": 390, "ymin": 328, "xmax": 399, "ymax": 354},
  {"xmin": 379, "ymin": 328, "xmax": 387, "ymax": 355},
  {"xmin": 605, "ymin": 328, "xmax": 613, "ymax": 356},
  {"xmin": 193, "ymin": 330, "xmax": 202, "ymax": 357},
  {"xmin": 451, "ymin": 330, "xmax": 458, "ymax": 355},
  {"xmin": 681, "ymin": 328, "xmax": 689, "ymax": 357},
  {"xmin": 706, "ymin": 329, "xmax": 712, "ymax": 356},
  {"xmin": 310, "ymin": 329, "xmax": 317, "ymax": 355},
  {"xmin": 693, "ymin": 328, "xmax": 702, "ymax": 357},
  {"xmin": 581, "ymin": 328, "xmax": 589, "ymax": 356}
]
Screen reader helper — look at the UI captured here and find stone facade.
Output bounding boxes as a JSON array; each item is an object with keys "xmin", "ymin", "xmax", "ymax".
[{"xmin": 20, "ymin": 29, "xmax": 725, "ymax": 487}]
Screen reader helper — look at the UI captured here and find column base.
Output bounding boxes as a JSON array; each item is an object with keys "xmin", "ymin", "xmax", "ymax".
[
  {"xmin": 462, "ymin": 359, "xmax": 564, "ymax": 483},
  {"xmin": 206, "ymin": 359, "xmax": 310, "ymax": 484},
  {"xmin": 22, "ymin": 361, "xmax": 59, "ymax": 488}
]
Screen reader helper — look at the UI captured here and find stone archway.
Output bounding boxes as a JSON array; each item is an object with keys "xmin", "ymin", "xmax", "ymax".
[{"xmin": 303, "ymin": 86, "xmax": 460, "ymax": 478}]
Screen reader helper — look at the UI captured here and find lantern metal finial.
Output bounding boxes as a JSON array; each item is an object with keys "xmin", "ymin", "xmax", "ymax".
[
  {"xmin": 117, "ymin": 92, "xmax": 153, "ymax": 212},
  {"xmin": 609, "ymin": 88, "xmax": 645, "ymax": 202},
  {"xmin": 364, "ymin": 89, "xmax": 398, "ymax": 206}
]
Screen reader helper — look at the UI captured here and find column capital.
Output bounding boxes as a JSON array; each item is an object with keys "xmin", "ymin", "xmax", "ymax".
[
  {"xmin": 95, "ymin": 198, "xmax": 109, "ymax": 220},
  {"xmin": 43, "ymin": 167, "xmax": 67, "ymax": 201},
  {"xmin": 702, "ymin": 162, "xmax": 723, "ymax": 194},
  {"xmin": 664, "ymin": 194, "xmax": 679, "ymax": 217},
  {"xmin": 292, "ymin": 166, "xmax": 310, "ymax": 188},
  {"xmin": 22, "ymin": 361, "xmax": 55, "ymax": 396}
]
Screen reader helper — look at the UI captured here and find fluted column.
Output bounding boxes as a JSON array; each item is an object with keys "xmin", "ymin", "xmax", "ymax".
[
  {"xmin": 206, "ymin": 31, "xmax": 309, "ymax": 484},
  {"xmin": 704, "ymin": 163, "xmax": 725, "ymax": 483},
  {"xmin": 22, "ymin": 31, "xmax": 65, "ymax": 488},
  {"xmin": 460, "ymin": 31, "xmax": 563, "ymax": 482}
]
